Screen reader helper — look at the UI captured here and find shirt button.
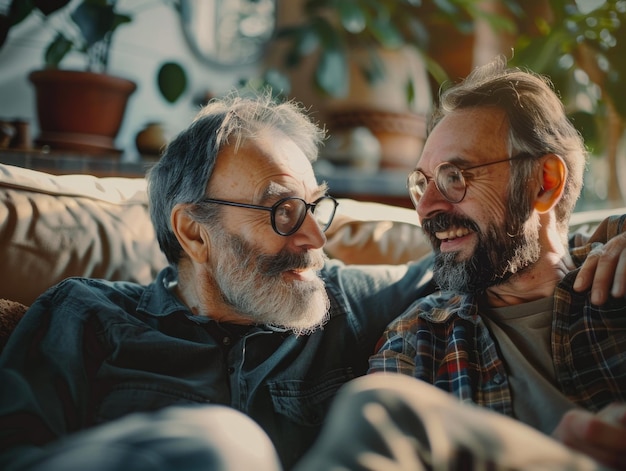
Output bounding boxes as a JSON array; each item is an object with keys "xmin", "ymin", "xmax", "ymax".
[
  {"xmin": 227, "ymin": 367, "xmax": 235, "ymax": 374},
  {"xmin": 492, "ymin": 374, "xmax": 504, "ymax": 385},
  {"xmin": 222, "ymin": 336, "xmax": 231, "ymax": 346}
]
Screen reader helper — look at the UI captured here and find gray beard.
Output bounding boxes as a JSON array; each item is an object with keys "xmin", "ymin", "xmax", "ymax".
[{"xmin": 211, "ymin": 231, "xmax": 330, "ymax": 335}]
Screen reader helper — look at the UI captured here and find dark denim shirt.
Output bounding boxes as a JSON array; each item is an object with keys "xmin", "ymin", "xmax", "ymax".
[{"xmin": 0, "ymin": 258, "xmax": 434, "ymax": 470}]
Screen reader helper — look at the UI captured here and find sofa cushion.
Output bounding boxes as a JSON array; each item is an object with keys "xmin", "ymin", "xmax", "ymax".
[
  {"xmin": 325, "ymin": 199, "xmax": 431, "ymax": 265},
  {"xmin": 0, "ymin": 163, "xmax": 168, "ymax": 305}
]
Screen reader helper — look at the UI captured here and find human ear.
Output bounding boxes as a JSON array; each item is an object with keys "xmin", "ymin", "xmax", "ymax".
[
  {"xmin": 171, "ymin": 204, "xmax": 209, "ymax": 263},
  {"xmin": 534, "ymin": 154, "xmax": 567, "ymax": 213}
]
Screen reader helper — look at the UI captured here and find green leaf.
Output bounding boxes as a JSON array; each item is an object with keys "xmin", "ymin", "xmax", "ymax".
[
  {"xmin": 316, "ymin": 46, "xmax": 349, "ymax": 97},
  {"xmin": 336, "ymin": 0, "xmax": 367, "ymax": 34},
  {"xmin": 510, "ymin": 29, "xmax": 572, "ymax": 73},
  {"xmin": 44, "ymin": 33, "xmax": 73, "ymax": 67},
  {"xmin": 7, "ymin": 0, "xmax": 36, "ymax": 26},
  {"xmin": 359, "ymin": 48, "xmax": 386, "ymax": 84},
  {"xmin": 406, "ymin": 77, "xmax": 415, "ymax": 106},
  {"xmin": 369, "ymin": 17, "xmax": 404, "ymax": 48},
  {"xmin": 568, "ymin": 110, "xmax": 600, "ymax": 151},
  {"xmin": 400, "ymin": 16, "xmax": 429, "ymax": 49},
  {"xmin": 311, "ymin": 16, "xmax": 348, "ymax": 96},
  {"xmin": 295, "ymin": 27, "xmax": 321, "ymax": 56},
  {"xmin": 262, "ymin": 68, "xmax": 291, "ymax": 97},
  {"xmin": 71, "ymin": 1, "xmax": 131, "ymax": 48},
  {"xmin": 602, "ymin": 20, "xmax": 626, "ymax": 120},
  {"xmin": 71, "ymin": 1, "xmax": 114, "ymax": 47},
  {"xmin": 475, "ymin": 10, "xmax": 517, "ymax": 34},
  {"xmin": 422, "ymin": 54, "xmax": 449, "ymax": 85},
  {"xmin": 157, "ymin": 62, "xmax": 187, "ymax": 104},
  {"xmin": 32, "ymin": 0, "xmax": 72, "ymax": 16},
  {"xmin": 111, "ymin": 12, "xmax": 132, "ymax": 33},
  {"xmin": 431, "ymin": 0, "xmax": 459, "ymax": 16}
]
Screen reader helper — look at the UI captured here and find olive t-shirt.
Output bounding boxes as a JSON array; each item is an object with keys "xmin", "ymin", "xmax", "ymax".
[{"xmin": 484, "ymin": 297, "xmax": 577, "ymax": 434}]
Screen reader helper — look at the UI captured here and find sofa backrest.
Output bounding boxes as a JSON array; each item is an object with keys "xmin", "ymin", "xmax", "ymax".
[
  {"xmin": 0, "ymin": 163, "xmax": 168, "ymax": 305},
  {"xmin": 0, "ymin": 163, "xmax": 437, "ymax": 305},
  {"xmin": 1, "ymin": 162, "xmax": 624, "ymax": 306}
]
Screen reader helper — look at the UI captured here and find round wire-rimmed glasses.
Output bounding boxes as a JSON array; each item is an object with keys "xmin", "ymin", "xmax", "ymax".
[
  {"xmin": 200, "ymin": 195, "xmax": 339, "ymax": 236},
  {"xmin": 407, "ymin": 154, "xmax": 532, "ymax": 206}
]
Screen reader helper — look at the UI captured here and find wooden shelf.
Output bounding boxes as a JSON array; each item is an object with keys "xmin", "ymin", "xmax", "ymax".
[
  {"xmin": 0, "ymin": 150, "xmax": 413, "ymax": 207},
  {"xmin": 0, "ymin": 149, "xmax": 151, "ymax": 178}
]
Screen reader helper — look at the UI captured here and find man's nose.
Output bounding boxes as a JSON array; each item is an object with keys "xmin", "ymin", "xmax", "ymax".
[
  {"xmin": 416, "ymin": 180, "xmax": 453, "ymax": 224},
  {"xmin": 292, "ymin": 212, "xmax": 327, "ymax": 249}
]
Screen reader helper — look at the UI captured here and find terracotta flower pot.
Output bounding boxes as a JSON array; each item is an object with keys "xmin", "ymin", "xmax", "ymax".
[{"xmin": 29, "ymin": 69, "xmax": 137, "ymax": 155}]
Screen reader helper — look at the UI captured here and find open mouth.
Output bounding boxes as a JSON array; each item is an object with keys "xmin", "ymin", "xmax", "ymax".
[
  {"xmin": 435, "ymin": 226, "xmax": 471, "ymax": 242},
  {"xmin": 285, "ymin": 267, "xmax": 318, "ymax": 282}
]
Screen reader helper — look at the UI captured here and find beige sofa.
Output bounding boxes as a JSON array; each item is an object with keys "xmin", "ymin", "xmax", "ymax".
[{"xmin": 0, "ymin": 162, "xmax": 624, "ymax": 348}]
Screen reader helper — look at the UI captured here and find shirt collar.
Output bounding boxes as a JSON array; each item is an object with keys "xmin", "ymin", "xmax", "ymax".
[
  {"xmin": 136, "ymin": 265, "xmax": 189, "ymax": 318},
  {"xmin": 135, "ymin": 265, "xmax": 294, "ymax": 334}
]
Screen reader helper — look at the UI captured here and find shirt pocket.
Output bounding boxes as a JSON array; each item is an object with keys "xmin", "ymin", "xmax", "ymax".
[
  {"xmin": 95, "ymin": 382, "xmax": 209, "ymax": 423},
  {"xmin": 268, "ymin": 367, "xmax": 355, "ymax": 426}
]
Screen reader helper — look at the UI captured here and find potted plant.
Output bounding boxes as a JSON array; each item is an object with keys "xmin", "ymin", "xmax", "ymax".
[
  {"xmin": 260, "ymin": 0, "xmax": 518, "ymax": 169},
  {"xmin": 0, "ymin": 0, "xmax": 187, "ymax": 154}
]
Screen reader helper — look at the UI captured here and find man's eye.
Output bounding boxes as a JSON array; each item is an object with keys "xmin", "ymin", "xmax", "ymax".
[
  {"xmin": 276, "ymin": 203, "xmax": 295, "ymax": 221},
  {"xmin": 446, "ymin": 172, "xmax": 462, "ymax": 183}
]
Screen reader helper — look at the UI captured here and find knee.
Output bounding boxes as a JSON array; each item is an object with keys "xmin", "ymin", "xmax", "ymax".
[
  {"xmin": 154, "ymin": 405, "xmax": 282, "ymax": 470},
  {"xmin": 150, "ymin": 405, "xmax": 282, "ymax": 471},
  {"xmin": 25, "ymin": 405, "xmax": 282, "ymax": 471}
]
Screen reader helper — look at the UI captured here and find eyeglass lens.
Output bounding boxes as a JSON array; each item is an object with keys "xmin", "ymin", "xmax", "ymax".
[
  {"xmin": 408, "ymin": 163, "xmax": 467, "ymax": 205},
  {"xmin": 273, "ymin": 197, "xmax": 337, "ymax": 235}
]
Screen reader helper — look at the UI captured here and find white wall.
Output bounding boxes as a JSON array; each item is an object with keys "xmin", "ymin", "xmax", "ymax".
[{"xmin": 0, "ymin": 1, "xmax": 258, "ymax": 161}]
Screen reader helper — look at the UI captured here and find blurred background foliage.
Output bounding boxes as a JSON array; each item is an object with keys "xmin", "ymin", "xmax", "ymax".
[{"xmin": 251, "ymin": 0, "xmax": 625, "ymax": 206}]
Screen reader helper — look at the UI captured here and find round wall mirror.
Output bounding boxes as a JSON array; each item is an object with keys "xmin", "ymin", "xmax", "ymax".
[{"xmin": 180, "ymin": 0, "xmax": 276, "ymax": 67}]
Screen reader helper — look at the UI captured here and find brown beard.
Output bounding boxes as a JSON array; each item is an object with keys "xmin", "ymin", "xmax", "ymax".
[{"xmin": 421, "ymin": 210, "xmax": 540, "ymax": 293}]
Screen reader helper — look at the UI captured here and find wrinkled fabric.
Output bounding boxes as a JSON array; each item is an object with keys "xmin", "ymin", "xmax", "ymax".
[{"xmin": 294, "ymin": 373, "xmax": 602, "ymax": 471}]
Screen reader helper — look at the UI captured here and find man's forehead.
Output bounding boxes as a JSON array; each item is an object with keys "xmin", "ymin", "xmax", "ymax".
[
  {"xmin": 212, "ymin": 133, "xmax": 323, "ymax": 202},
  {"xmin": 215, "ymin": 131, "xmax": 312, "ymax": 174},
  {"xmin": 420, "ymin": 108, "xmax": 509, "ymax": 164},
  {"xmin": 277, "ymin": 142, "xmax": 317, "ymax": 175}
]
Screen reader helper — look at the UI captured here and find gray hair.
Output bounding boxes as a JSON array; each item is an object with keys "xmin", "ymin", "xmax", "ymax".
[
  {"xmin": 430, "ymin": 56, "xmax": 587, "ymax": 233},
  {"xmin": 147, "ymin": 92, "xmax": 326, "ymax": 264}
]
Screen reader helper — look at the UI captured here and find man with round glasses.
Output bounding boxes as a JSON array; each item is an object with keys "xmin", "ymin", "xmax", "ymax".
[
  {"xmin": 198, "ymin": 194, "xmax": 338, "ymax": 236},
  {"xmin": 0, "ymin": 92, "xmax": 437, "ymax": 471},
  {"xmin": 0, "ymin": 88, "xmax": 623, "ymax": 471},
  {"xmin": 357, "ymin": 57, "xmax": 625, "ymax": 469}
]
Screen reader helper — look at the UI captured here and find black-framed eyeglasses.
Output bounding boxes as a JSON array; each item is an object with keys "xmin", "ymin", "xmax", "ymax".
[
  {"xmin": 407, "ymin": 154, "xmax": 533, "ymax": 206},
  {"xmin": 200, "ymin": 195, "xmax": 339, "ymax": 236}
]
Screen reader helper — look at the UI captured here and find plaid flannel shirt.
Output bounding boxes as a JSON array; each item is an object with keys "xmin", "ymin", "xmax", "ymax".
[{"xmin": 369, "ymin": 214, "xmax": 626, "ymax": 417}]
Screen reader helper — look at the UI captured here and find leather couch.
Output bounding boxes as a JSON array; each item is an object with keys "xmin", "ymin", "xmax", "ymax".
[{"xmin": 0, "ymin": 162, "xmax": 624, "ymax": 350}]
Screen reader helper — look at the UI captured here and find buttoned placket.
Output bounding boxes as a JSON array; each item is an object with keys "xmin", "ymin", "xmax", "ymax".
[{"xmin": 227, "ymin": 329, "xmax": 278, "ymax": 412}]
